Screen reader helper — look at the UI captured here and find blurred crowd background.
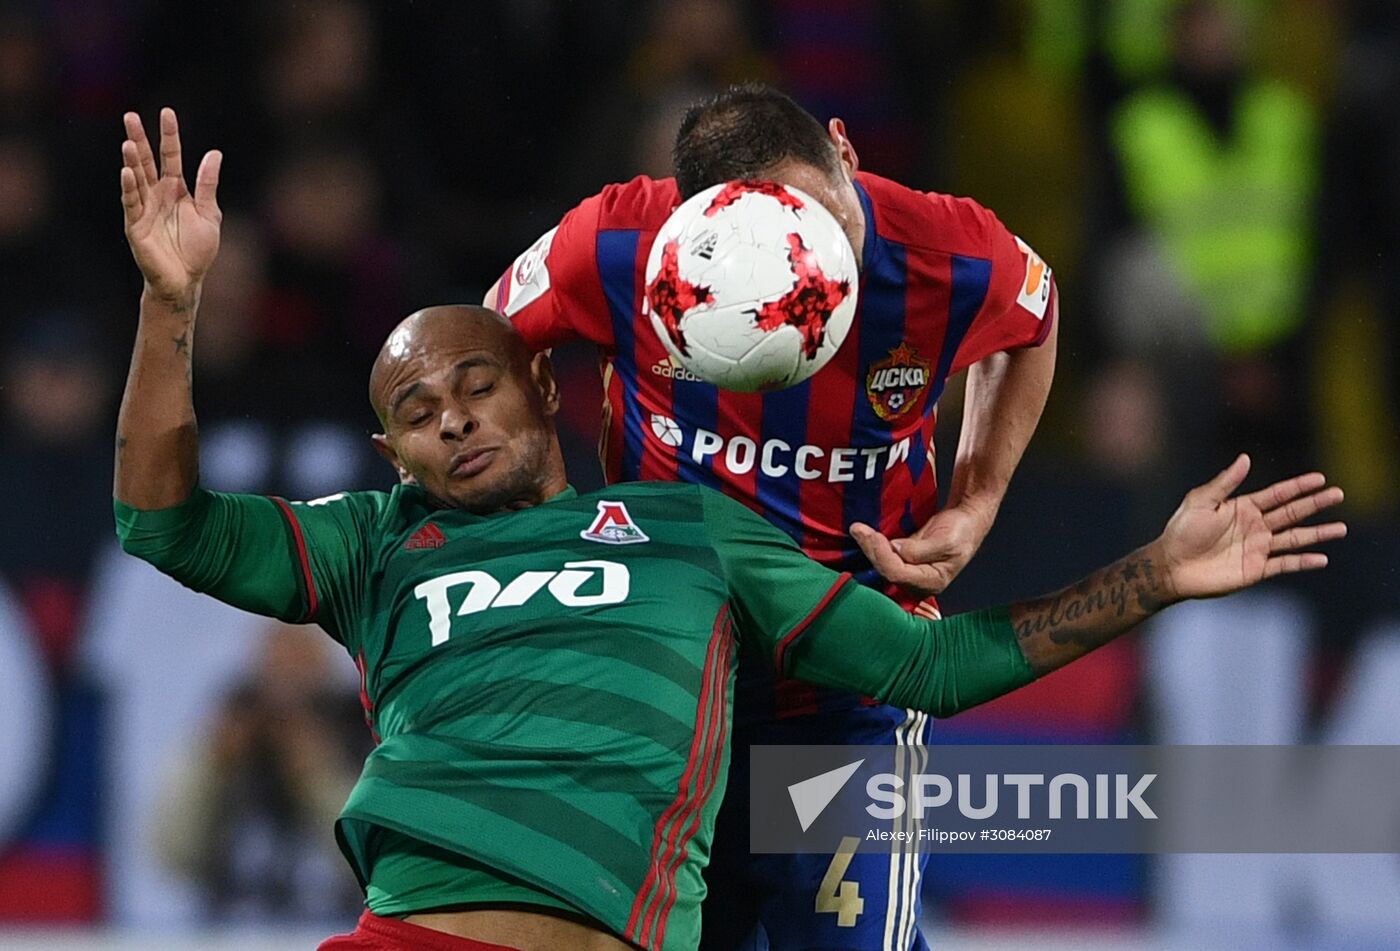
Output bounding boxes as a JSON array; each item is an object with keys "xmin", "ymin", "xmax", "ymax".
[{"xmin": 2, "ymin": 0, "xmax": 1398, "ymax": 943}]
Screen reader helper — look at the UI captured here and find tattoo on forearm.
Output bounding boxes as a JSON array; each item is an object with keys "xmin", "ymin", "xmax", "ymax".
[
  {"xmin": 1012, "ymin": 554, "xmax": 1165, "ymax": 674},
  {"xmin": 172, "ymin": 329, "xmax": 189, "ymax": 356},
  {"xmin": 116, "ymin": 434, "xmax": 128, "ymax": 455}
]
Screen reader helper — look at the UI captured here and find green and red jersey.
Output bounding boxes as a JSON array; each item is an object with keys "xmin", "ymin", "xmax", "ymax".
[{"xmin": 116, "ymin": 481, "xmax": 1031, "ymax": 950}]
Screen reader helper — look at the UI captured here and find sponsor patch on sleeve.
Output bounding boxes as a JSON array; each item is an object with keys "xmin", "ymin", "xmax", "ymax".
[
  {"xmin": 499, "ymin": 226, "xmax": 559, "ymax": 317},
  {"xmin": 1014, "ymin": 236, "xmax": 1052, "ymax": 320}
]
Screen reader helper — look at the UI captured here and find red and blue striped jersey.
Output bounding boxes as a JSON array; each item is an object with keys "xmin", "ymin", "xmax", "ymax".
[{"xmin": 493, "ymin": 171, "xmax": 1054, "ymax": 607}]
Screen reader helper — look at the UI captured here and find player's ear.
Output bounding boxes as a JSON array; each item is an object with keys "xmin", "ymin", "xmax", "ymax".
[
  {"xmin": 370, "ymin": 433, "xmax": 414, "ymax": 484},
  {"xmin": 828, "ymin": 118, "xmax": 859, "ymax": 175},
  {"xmin": 530, "ymin": 350, "xmax": 560, "ymax": 417}
]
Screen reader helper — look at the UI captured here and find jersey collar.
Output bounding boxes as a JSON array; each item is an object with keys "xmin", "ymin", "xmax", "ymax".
[
  {"xmin": 546, "ymin": 485, "xmax": 579, "ymax": 504},
  {"xmin": 408, "ymin": 482, "xmax": 579, "ymax": 517}
]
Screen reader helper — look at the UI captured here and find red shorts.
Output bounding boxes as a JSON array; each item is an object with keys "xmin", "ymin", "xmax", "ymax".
[{"xmin": 318, "ymin": 910, "xmax": 522, "ymax": 951}]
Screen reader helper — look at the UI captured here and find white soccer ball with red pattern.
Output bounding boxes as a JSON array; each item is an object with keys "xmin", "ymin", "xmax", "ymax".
[{"xmin": 643, "ymin": 180, "xmax": 859, "ymax": 392}]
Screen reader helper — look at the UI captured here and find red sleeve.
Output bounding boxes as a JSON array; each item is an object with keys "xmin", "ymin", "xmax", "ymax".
[
  {"xmin": 949, "ymin": 204, "xmax": 1056, "ymax": 375},
  {"xmin": 489, "ymin": 193, "xmax": 615, "ymax": 351}
]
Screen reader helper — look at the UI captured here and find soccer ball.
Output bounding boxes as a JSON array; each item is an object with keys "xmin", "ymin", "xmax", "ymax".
[{"xmin": 643, "ymin": 180, "xmax": 859, "ymax": 392}]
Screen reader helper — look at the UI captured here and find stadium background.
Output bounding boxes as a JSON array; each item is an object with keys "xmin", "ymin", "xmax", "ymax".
[{"xmin": 1, "ymin": 0, "xmax": 1397, "ymax": 946}]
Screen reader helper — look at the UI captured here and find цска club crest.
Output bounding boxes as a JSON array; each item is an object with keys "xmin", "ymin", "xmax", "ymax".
[{"xmin": 865, "ymin": 342, "xmax": 931, "ymax": 422}]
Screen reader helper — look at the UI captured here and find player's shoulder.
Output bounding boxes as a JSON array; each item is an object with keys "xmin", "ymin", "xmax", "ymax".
[
  {"xmin": 857, "ymin": 170, "xmax": 1005, "ymax": 258},
  {"xmin": 287, "ymin": 483, "xmax": 432, "ymax": 534},
  {"xmin": 677, "ymin": 483, "xmax": 788, "ymax": 542},
  {"xmin": 592, "ymin": 175, "xmax": 682, "ymax": 229}
]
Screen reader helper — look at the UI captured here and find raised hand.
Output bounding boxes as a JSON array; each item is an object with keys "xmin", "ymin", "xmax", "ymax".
[
  {"xmin": 120, "ymin": 108, "xmax": 222, "ymax": 303},
  {"xmin": 1156, "ymin": 454, "xmax": 1346, "ymax": 600}
]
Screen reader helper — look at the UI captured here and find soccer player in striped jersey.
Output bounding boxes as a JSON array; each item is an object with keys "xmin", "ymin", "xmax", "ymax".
[
  {"xmin": 482, "ymin": 84, "xmax": 1059, "ymax": 948},
  {"xmin": 115, "ymin": 109, "xmax": 1345, "ymax": 951}
]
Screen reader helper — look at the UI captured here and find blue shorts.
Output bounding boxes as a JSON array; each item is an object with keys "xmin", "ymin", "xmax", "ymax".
[{"xmin": 700, "ymin": 703, "xmax": 934, "ymax": 951}]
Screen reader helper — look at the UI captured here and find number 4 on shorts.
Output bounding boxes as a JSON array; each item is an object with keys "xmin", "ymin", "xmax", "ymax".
[{"xmin": 815, "ymin": 835, "xmax": 864, "ymax": 927}]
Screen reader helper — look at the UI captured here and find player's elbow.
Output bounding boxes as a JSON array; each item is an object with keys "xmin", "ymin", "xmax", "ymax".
[
  {"xmin": 115, "ymin": 511, "xmax": 156, "ymax": 563},
  {"xmin": 115, "ymin": 525, "xmax": 142, "ymax": 559},
  {"xmin": 113, "ymin": 490, "xmax": 210, "ymax": 576},
  {"xmin": 116, "ymin": 524, "xmax": 185, "ymax": 576}
]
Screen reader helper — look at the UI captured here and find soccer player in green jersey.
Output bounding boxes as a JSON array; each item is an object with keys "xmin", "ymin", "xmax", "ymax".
[{"xmin": 113, "ymin": 109, "xmax": 1345, "ymax": 951}]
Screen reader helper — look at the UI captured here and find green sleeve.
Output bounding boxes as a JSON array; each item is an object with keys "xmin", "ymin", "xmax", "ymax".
[
  {"xmin": 785, "ymin": 590, "xmax": 1036, "ymax": 717},
  {"xmin": 114, "ymin": 488, "xmax": 387, "ymax": 646},
  {"xmin": 699, "ymin": 488, "xmax": 854, "ymax": 665},
  {"xmin": 699, "ymin": 487, "xmax": 1036, "ymax": 717}
]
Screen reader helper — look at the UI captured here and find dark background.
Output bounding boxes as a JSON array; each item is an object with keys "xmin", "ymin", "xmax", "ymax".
[{"xmin": 0, "ymin": 0, "xmax": 1396, "ymax": 939}]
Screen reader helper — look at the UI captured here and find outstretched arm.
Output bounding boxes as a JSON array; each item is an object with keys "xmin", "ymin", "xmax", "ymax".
[
  {"xmin": 114, "ymin": 108, "xmax": 222, "ymax": 509},
  {"xmin": 782, "ymin": 457, "xmax": 1344, "ymax": 714},
  {"xmin": 1004, "ymin": 456, "xmax": 1343, "ymax": 675},
  {"xmin": 112, "ymin": 110, "xmax": 317, "ymax": 625}
]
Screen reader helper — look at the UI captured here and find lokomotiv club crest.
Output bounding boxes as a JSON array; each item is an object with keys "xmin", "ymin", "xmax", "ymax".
[{"xmin": 865, "ymin": 342, "xmax": 931, "ymax": 422}]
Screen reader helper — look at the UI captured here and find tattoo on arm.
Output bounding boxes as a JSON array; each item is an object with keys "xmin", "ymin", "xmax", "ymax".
[
  {"xmin": 1010, "ymin": 552, "xmax": 1167, "ymax": 676},
  {"xmin": 116, "ymin": 434, "xmax": 128, "ymax": 455},
  {"xmin": 172, "ymin": 329, "xmax": 189, "ymax": 356}
]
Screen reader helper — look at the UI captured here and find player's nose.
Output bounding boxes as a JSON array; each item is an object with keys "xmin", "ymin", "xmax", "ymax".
[{"xmin": 438, "ymin": 403, "xmax": 476, "ymax": 440}]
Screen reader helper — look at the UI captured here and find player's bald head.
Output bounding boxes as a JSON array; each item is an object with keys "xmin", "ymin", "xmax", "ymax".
[
  {"xmin": 367, "ymin": 304, "xmax": 566, "ymax": 513},
  {"xmin": 369, "ymin": 305, "xmax": 531, "ymax": 425}
]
